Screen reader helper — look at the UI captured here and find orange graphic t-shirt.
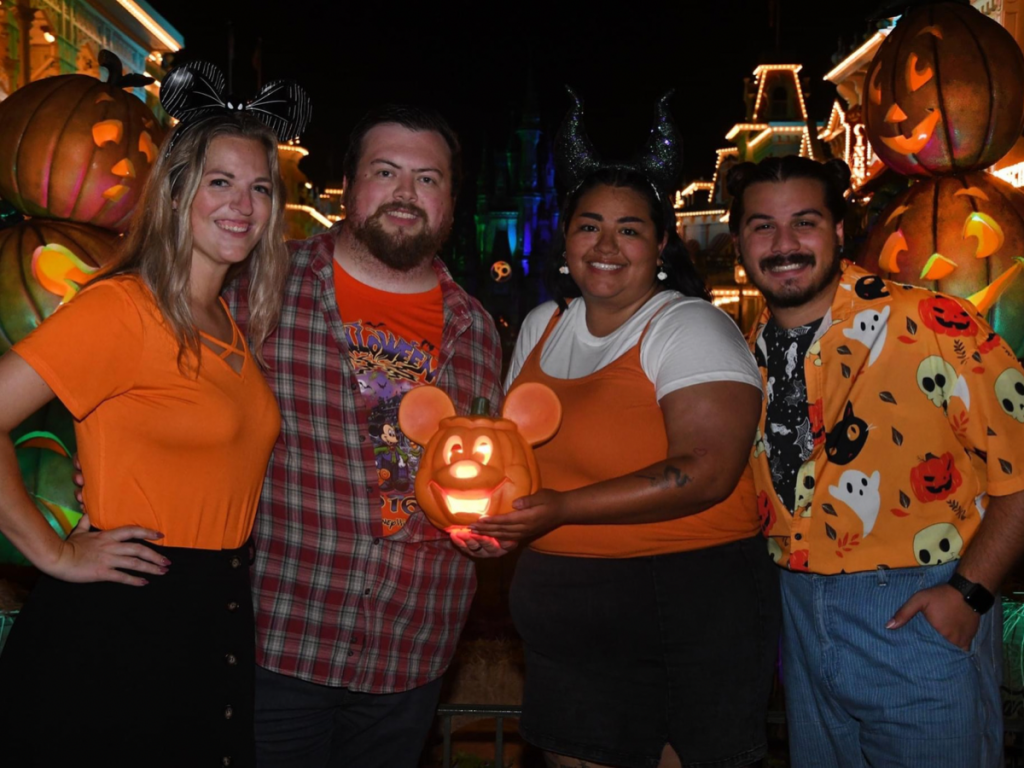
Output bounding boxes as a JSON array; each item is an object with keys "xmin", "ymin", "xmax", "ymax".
[
  {"xmin": 333, "ymin": 261, "xmax": 443, "ymax": 535},
  {"xmin": 749, "ymin": 264, "xmax": 1024, "ymax": 575}
]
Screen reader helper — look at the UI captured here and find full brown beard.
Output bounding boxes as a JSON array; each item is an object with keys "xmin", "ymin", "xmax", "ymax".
[{"xmin": 348, "ymin": 200, "xmax": 453, "ymax": 272}]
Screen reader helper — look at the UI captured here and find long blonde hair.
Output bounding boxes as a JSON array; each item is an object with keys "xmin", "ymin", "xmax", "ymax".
[{"xmin": 100, "ymin": 113, "xmax": 288, "ymax": 370}]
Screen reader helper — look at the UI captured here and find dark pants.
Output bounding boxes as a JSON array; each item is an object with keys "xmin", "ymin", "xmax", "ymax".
[{"xmin": 254, "ymin": 664, "xmax": 443, "ymax": 768}]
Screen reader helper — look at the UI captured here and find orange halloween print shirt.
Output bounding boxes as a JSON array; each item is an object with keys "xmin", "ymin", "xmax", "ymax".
[{"xmin": 749, "ymin": 264, "xmax": 1024, "ymax": 575}]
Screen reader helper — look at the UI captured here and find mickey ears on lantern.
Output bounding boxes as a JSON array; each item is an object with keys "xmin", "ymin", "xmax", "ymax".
[
  {"xmin": 160, "ymin": 60, "xmax": 312, "ymax": 152},
  {"xmin": 553, "ymin": 86, "xmax": 683, "ymax": 201}
]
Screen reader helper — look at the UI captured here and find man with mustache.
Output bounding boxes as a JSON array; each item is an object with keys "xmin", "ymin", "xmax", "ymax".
[
  {"xmin": 730, "ymin": 155, "xmax": 1024, "ymax": 767},
  {"xmin": 229, "ymin": 105, "xmax": 503, "ymax": 767}
]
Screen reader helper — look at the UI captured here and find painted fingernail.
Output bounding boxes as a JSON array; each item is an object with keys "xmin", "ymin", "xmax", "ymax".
[
  {"xmin": 141, "ymin": 579, "xmax": 149, "ymax": 586},
  {"xmin": 885, "ymin": 619, "xmax": 896, "ymax": 629},
  {"xmin": 162, "ymin": 558, "xmax": 171, "ymax": 566}
]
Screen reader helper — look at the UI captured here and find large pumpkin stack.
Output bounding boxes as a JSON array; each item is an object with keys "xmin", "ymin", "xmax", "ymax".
[
  {"xmin": 857, "ymin": 0, "xmax": 1024, "ymax": 357},
  {"xmin": 0, "ymin": 51, "xmax": 163, "ymax": 565}
]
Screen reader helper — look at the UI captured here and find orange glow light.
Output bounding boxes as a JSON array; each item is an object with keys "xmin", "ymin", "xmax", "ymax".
[
  {"xmin": 879, "ymin": 230, "xmax": 909, "ymax": 273},
  {"xmin": 963, "ymin": 212, "xmax": 1005, "ymax": 258},
  {"xmin": 92, "ymin": 119, "xmax": 124, "ymax": 147}
]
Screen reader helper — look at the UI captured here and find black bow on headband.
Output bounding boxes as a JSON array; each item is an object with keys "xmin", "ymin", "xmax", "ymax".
[
  {"xmin": 554, "ymin": 87, "xmax": 683, "ymax": 200},
  {"xmin": 160, "ymin": 61, "xmax": 312, "ymax": 151}
]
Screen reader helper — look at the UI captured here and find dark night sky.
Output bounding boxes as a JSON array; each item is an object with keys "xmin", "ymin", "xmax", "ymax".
[{"xmin": 155, "ymin": 0, "xmax": 876, "ymax": 190}]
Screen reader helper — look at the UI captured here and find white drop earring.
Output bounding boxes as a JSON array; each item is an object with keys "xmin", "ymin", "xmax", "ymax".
[
  {"xmin": 559, "ymin": 251, "xmax": 570, "ymax": 275},
  {"xmin": 657, "ymin": 263, "xmax": 667, "ymax": 281}
]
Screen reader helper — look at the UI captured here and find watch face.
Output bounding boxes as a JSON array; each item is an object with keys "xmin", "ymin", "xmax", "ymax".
[{"xmin": 965, "ymin": 585, "xmax": 995, "ymax": 614}]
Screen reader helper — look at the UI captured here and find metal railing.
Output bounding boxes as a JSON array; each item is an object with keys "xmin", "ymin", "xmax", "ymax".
[{"xmin": 436, "ymin": 704, "xmax": 521, "ymax": 768}]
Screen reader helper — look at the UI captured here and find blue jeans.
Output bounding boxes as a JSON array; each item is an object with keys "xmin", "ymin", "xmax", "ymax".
[{"xmin": 779, "ymin": 561, "xmax": 1002, "ymax": 768}]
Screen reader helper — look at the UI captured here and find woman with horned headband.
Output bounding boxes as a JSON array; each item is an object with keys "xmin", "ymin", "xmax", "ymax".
[
  {"xmin": 0, "ymin": 63, "xmax": 309, "ymax": 765},
  {"xmin": 470, "ymin": 90, "xmax": 780, "ymax": 768}
]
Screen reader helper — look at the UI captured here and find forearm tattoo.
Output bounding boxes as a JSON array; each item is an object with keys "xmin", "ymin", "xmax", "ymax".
[{"xmin": 635, "ymin": 464, "xmax": 692, "ymax": 489}]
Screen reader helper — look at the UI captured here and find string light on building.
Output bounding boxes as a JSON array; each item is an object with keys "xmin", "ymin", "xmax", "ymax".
[
  {"xmin": 285, "ymin": 204, "xmax": 333, "ymax": 228},
  {"xmin": 990, "ymin": 162, "xmax": 1024, "ymax": 188},
  {"xmin": 115, "ymin": 0, "xmax": 182, "ymax": 51},
  {"xmin": 676, "ymin": 209, "xmax": 727, "ymax": 219},
  {"xmin": 278, "ymin": 143, "xmax": 309, "ymax": 158},
  {"xmin": 824, "ymin": 30, "xmax": 891, "ymax": 83},
  {"xmin": 725, "ymin": 123, "xmax": 769, "ymax": 141}
]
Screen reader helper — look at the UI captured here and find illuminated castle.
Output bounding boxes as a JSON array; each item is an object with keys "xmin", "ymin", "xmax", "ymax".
[{"xmin": 468, "ymin": 82, "xmax": 559, "ymax": 336}]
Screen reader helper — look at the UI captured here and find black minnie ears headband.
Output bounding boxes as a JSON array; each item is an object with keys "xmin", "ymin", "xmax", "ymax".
[
  {"xmin": 159, "ymin": 60, "xmax": 312, "ymax": 153},
  {"xmin": 554, "ymin": 86, "xmax": 683, "ymax": 202}
]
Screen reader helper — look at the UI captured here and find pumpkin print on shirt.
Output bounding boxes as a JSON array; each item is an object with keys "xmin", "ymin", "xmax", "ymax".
[{"xmin": 750, "ymin": 264, "xmax": 1024, "ymax": 575}]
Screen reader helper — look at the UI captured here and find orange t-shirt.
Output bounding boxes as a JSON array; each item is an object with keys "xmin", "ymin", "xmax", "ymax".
[
  {"xmin": 13, "ymin": 275, "xmax": 281, "ymax": 550},
  {"xmin": 511, "ymin": 310, "xmax": 761, "ymax": 558},
  {"xmin": 333, "ymin": 260, "xmax": 443, "ymax": 534}
]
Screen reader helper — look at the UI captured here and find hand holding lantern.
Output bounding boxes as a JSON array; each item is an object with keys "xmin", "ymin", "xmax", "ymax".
[{"xmin": 398, "ymin": 383, "xmax": 562, "ymax": 531}]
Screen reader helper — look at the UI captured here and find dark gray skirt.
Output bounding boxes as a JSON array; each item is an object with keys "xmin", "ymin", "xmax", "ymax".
[
  {"xmin": 0, "ymin": 536, "xmax": 255, "ymax": 767},
  {"xmin": 510, "ymin": 536, "xmax": 781, "ymax": 768}
]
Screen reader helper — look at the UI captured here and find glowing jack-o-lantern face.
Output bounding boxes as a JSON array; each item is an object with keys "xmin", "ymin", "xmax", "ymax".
[
  {"xmin": 0, "ymin": 220, "xmax": 119, "ymax": 354},
  {"xmin": 864, "ymin": 3, "xmax": 1024, "ymax": 177},
  {"xmin": 399, "ymin": 383, "xmax": 562, "ymax": 530},
  {"xmin": 858, "ymin": 172, "xmax": 1024, "ymax": 357},
  {"xmin": 0, "ymin": 51, "xmax": 163, "ymax": 232}
]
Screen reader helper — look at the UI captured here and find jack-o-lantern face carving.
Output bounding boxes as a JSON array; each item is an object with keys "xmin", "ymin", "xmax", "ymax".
[
  {"xmin": 858, "ymin": 172, "xmax": 1024, "ymax": 357},
  {"xmin": 0, "ymin": 220, "xmax": 119, "ymax": 354},
  {"xmin": 919, "ymin": 296, "xmax": 977, "ymax": 336},
  {"xmin": 0, "ymin": 50, "xmax": 163, "ymax": 232},
  {"xmin": 398, "ymin": 383, "xmax": 562, "ymax": 530},
  {"xmin": 864, "ymin": 3, "xmax": 1024, "ymax": 177},
  {"xmin": 910, "ymin": 452, "xmax": 962, "ymax": 503}
]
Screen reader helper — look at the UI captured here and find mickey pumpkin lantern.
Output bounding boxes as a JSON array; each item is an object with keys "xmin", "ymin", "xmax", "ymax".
[
  {"xmin": 858, "ymin": 172, "xmax": 1024, "ymax": 356},
  {"xmin": 0, "ymin": 51, "xmax": 163, "ymax": 232},
  {"xmin": 399, "ymin": 383, "xmax": 562, "ymax": 530},
  {"xmin": 863, "ymin": 1, "xmax": 1024, "ymax": 177}
]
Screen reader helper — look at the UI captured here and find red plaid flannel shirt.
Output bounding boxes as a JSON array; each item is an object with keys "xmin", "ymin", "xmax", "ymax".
[{"xmin": 227, "ymin": 225, "xmax": 502, "ymax": 691}]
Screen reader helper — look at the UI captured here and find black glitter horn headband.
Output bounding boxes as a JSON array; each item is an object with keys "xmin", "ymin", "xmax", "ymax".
[
  {"xmin": 554, "ymin": 86, "xmax": 683, "ymax": 201},
  {"xmin": 159, "ymin": 60, "xmax": 312, "ymax": 153}
]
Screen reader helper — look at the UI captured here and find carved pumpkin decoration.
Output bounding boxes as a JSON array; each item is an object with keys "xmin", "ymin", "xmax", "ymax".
[
  {"xmin": 910, "ymin": 451, "xmax": 963, "ymax": 503},
  {"xmin": 0, "ymin": 430, "xmax": 82, "ymax": 566},
  {"xmin": 0, "ymin": 51, "xmax": 163, "ymax": 232},
  {"xmin": 398, "ymin": 383, "xmax": 562, "ymax": 530},
  {"xmin": 0, "ymin": 219, "xmax": 119, "ymax": 354},
  {"xmin": 864, "ymin": 2, "xmax": 1024, "ymax": 177},
  {"xmin": 858, "ymin": 172, "xmax": 1024, "ymax": 356}
]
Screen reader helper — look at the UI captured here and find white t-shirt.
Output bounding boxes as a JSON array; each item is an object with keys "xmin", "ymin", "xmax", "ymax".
[{"xmin": 505, "ymin": 292, "xmax": 762, "ymax": 402}]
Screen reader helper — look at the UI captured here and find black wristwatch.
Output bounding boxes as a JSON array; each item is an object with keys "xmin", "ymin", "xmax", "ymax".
[{"xmin": 948, "ymin": 572, "xmax": 995, "ymax": 615}]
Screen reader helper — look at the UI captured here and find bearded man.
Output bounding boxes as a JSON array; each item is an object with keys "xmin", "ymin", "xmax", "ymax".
[{"xmin": 226, "ymin": 105, "xmax": 503, "ymax": 768}]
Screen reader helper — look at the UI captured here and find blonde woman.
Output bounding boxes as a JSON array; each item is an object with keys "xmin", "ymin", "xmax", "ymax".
[{"xmin": 0, "ymin": 64, "xmax": 309, "ymax": 766}]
